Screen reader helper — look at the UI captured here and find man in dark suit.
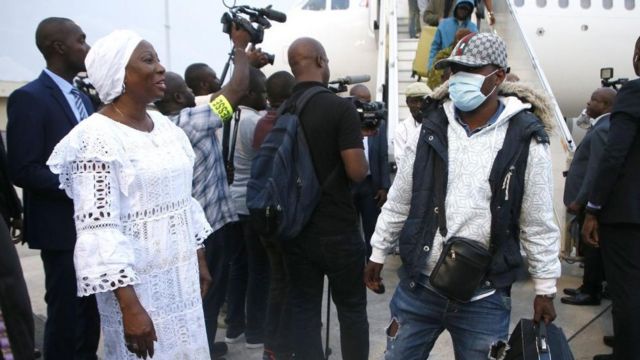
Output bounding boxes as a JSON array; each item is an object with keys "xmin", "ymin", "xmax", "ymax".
[
  {"xmin": 583, "ymin": 36, "xmax": 640, "ymax": 360},
  {"xmin": 562, "ymin": 87, "xmax": 616, "ymax": 306},
  {"xmin": 350, "ymin": 85, "xmax": 391, "ymax": 257},
  {"xmin": 6, "ymin": 17, "xmax": 100, "ymax": 359}
]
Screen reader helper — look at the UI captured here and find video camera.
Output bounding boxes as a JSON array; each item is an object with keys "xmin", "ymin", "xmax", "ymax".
[
  {"xmin": 352, "ymin": 98, "xmax": 386, "ymax": 130},
  {"xmin": 221, "ymin": 4, "xmax": 287, "ymax": 44},
  {"xmin": 328, "ymin": 74, "xmax": 386, "ymax": 130},
  {"xmin": 600, "ymin": 67, "xmax": 628, "ymax": 90}
]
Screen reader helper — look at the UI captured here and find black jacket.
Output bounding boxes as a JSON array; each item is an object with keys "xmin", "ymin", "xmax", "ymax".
[
  {"xmin": 589, "ymin": 79, "xmax": 640, "ymax": 224},
  {"xmin": 7, "ymin": 71, "xmax": 95, "ymax": 250}
]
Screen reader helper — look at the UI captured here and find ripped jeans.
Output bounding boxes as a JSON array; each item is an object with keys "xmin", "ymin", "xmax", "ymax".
[{"xmin": 385, "ymin": 278, "xmax": 511, "ymax": 360}]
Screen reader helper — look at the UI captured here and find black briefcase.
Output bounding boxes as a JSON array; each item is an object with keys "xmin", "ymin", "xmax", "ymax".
[{"xmin": 504, "ymin": 319, "xmax": 574, "ymax": 360}]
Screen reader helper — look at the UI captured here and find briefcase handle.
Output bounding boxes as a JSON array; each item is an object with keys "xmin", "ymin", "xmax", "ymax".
[{"xmin": 537, "ymin": 322, "xmax": 550, "ymax": 354}]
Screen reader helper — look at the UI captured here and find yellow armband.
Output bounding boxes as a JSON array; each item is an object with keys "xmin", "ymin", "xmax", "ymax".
[{"xmin": 209, "ymin": 95, "xmax": 234, "ymax": 122}]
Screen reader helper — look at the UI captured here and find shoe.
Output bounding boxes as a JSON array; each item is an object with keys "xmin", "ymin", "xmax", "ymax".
[
  {"xmin": 225, "ymin": 332, "xmax": 245, "ymax": 344},
  {"xmin": 563, "ymin": 286, "xmax": 583, "ymax": 296},
  {"xmin": 212, "ymin": 341, "xmax": 228, "ymax": 358},
  {"xmin": 593, "ymin": 354, "xmax": 614, "ymax": 360},
  {"xmin": 560, "ymin": 293, "xmax": 601, "ymax": 306},
  {"xmin": 603, "ymin": 335, "xmax": 614, "ymax": 348}
]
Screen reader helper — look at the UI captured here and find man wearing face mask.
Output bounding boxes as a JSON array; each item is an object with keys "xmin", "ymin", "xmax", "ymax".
[{"xmin": 364, "ymin": 32, "xmax": 560, "ymax": 359}]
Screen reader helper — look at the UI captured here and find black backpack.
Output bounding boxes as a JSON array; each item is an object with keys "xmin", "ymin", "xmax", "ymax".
[{"xmin": 246, "ymin": 86, "xmax": 331, "ymax": 241}]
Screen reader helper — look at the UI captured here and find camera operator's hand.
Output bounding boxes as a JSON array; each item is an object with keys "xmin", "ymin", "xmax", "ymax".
[
  {"xmin": 247, "ymin": 45, "xmax": 269, "ymax": 69},
  {"xmin": 231, "ymin": 21, "xmax": 251, "ymax": 50}
]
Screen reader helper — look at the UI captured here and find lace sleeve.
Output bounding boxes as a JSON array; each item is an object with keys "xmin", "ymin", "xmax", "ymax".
[
  {"xmin": 47, "ymin": 121, "xmax": 139, "ymax": 296},
  {"xmin": 190, "ymin": 197, "xmax": 213, "ymax": 249},
  {"xmin": 69, "ymin": 159, "xmax": 140, "ymax": 296}
]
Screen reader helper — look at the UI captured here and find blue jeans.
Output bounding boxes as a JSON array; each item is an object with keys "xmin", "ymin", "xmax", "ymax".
[{"xmin": 385, "ymin": 279, "xmax": 511, "ymax": 360}]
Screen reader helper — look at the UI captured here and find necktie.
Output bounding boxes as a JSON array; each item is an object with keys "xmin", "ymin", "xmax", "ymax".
[{"xmin": 70, "ymin": 88, "xmax": 88, "ymax": 121}]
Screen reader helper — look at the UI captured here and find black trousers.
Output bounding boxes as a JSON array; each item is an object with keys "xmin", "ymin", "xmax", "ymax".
[
  {"xmin": 284, "ymin": 229, "xmax": 369, "ymax": 360},
  {"xmin": 202, "ymin": 225, "xmax": 233, "ymax": 357},
  {"xmin": 40, "ymin": 249, "xmax": 100, "ymax": 360},
  {"xmin": 261, "ymin": 236, "xmax": 292, "ymax": 357},
  {"xmin": 577, "ymin": 213, "xmax": 605, "ymax": 296},
  {"xmin": 0, "ymin": 218, "xmax": 35, "ymax": 360},
  {"xmin": 599, "ymin": 223, "xmax": 640, "ymax": 360}
]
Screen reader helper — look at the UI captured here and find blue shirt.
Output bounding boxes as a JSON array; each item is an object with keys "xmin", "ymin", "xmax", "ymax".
[
  {"xmin": 43, "ymin": 68, "xmax": 85, "ymax": 122},
  {"xmin": 455, "ymin": 100, "xmax": 505, "ymax": 137},
  {"xmin": 170, "ymin": 104, "xmax": 239, "ymax": 232}
]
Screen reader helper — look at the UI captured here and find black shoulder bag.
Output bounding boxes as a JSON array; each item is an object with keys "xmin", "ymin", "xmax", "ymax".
[{"xmin": 428, "ymin": 152, "xmax": 492, "ymax": 303}]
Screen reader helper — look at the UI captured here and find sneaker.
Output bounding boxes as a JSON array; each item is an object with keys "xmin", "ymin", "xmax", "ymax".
[
  {"xmin": 225, "ymin": 332, "xmax": 245, "ymax": 344},
  {"xmin": 246, "ymin": 341, "xmax": 264, "ymax": 349}
]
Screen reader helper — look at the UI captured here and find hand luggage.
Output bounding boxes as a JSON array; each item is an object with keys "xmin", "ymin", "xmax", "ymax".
[
  {"xmin": 411, "ymin": 26, "xmax": 437, "ymax": 79},
  {"xmin": 504, "ymin": 319, "xmax": 575, "ymax": 360}
]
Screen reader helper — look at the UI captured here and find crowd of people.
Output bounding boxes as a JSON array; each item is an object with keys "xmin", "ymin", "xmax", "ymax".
[{"xmin": 0, "ymin": 7, "xmax": 639, "ymax": 360}]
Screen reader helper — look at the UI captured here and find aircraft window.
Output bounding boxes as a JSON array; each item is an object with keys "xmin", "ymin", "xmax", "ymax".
[
  {"xmin": 332, "ymin": 0, "xmax": 349, "ymax": 9},
  {"xmin": 602, "ymin": 0, "xmax": 613, "ymax": 9},
  {"xmin": 625, "ymin": 0, "xmax": 635, "ymax": 9},
  {"xmin": 537, "ymin": 0, "xmax": 547, "ymax": 7},
  {"xmin": 559, "ymin": 0, "xmax": 569, "ymax": 8},
  {"xmin": 581, "ymin": 0, "xmax": 590, "ymax": 8},
  {"xmin": 514, "ymin": 0, "xmax": 524, "ymax": 7},
  {"xmin": 302, "ymin": 0, "xmax": 326, "ymax": 10}
]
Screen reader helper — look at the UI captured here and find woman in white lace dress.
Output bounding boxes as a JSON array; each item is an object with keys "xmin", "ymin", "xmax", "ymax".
[{"xmin": 47, "ymin": 30, "xmax": 213, "ymax": 359}]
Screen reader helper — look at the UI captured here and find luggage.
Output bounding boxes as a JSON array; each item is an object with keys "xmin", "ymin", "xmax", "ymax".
[
  {"xmin": 411, "ymin": 26, "xmax": 437, "ymax": 79},
  {"xmin": 504, "ymin": 319, "xmax": 575, "ymax": 360}
]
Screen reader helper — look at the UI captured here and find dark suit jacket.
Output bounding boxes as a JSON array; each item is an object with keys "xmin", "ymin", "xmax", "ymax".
[
  {"xmin": 564, "ymin": 115, "xmax": 610, "ymax": 207},
  {"xmin": 589, "ymin": 78, "xmax": 640, "ymax": 224},
  {"xmin": 367, "ymin": 120, "xmax": 391, "ymax": 191},
  {"xmin": 7, "ymin": 71, "xmax": 94, "ymax": 250}
]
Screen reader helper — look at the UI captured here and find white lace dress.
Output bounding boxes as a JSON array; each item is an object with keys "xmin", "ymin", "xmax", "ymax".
[{"xmin": 47, "ymin": 111, "xmax": 212, "ymax": 359}]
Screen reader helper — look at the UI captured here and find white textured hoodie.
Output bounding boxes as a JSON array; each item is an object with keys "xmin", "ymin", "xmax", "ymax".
[{"xmin": 371, "ymin": 82, "xmax": 561, "ymax": 295}]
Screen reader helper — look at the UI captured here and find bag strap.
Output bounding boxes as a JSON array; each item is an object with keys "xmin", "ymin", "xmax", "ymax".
[
  {"xmin": 283, "ymin": 86, "xmax": 338, "ymax": 189},
  {"xmin": 228, "ymin": 108, "xmax": 242, "ymax": 185}
]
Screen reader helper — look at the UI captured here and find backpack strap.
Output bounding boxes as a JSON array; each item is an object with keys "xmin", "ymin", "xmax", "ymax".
[{"xmin": 282, "ymin": 86, "xmax": 339, "ymax": 189}]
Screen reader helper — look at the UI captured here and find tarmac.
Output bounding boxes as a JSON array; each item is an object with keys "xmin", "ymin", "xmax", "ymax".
[{"xmin": 17, "ymin": 244, "xmax": 612, "ymax": 359}]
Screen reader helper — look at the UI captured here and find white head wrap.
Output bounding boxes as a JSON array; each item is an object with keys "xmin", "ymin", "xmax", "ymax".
[{"xmin": 85, "ymin": 30, "xmax": 143, "ymax": 104}]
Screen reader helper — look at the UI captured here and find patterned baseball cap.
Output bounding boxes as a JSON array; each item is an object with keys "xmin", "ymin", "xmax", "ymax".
[{"xmin": 434, "ymin": 32, "xmax": 508, "ymax": 70}]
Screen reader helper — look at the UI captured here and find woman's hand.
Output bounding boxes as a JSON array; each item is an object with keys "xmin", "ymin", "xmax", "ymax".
[
  {"xmin": 115, "ymin": 286, "xmax": 157, "ymax": 359},
  {"xmin": 197, "ymin": 247, "xmax": 212, "ymax": 299}
]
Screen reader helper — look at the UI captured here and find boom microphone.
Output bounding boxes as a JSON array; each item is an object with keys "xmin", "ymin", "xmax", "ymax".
[
  {"xmin": 258, "ymin": 7, "xmax": 287, "ymax": 23},
  {"xmin": 328, "ymin": 74, "xmax": 371, "ymax": 85}
]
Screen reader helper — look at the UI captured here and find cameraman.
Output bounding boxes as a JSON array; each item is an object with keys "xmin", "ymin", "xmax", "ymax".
[
  {"xmin": 349, "ymin": 85, "xmax": 390, "ymax": 258},
  {"xmin": 284, "ymin": 37, "xmax": 369, "ymax": 360}
]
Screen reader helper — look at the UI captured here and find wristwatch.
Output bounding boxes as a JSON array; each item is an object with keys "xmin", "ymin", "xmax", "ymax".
[{"xmin": 538, "ymin": 293, "xmax": 556, "ymax": 300}]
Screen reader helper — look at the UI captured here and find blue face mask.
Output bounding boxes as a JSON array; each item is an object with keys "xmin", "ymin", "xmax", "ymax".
[{"xmin": 449, "ymin": 69, "xmax": 499, "ymax": 112}]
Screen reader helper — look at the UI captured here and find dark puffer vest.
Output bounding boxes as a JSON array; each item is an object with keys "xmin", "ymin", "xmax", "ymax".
[{"xmin": 398, "ymin": 101, "xmax": 549, "ymax": 289}]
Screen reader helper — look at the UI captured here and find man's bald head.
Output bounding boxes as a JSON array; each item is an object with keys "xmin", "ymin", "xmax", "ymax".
[
  {"xmin": 350, "ymin": 84, "xmax": 371, "ymax": 103},
  {"xmin": 287, "ymin": 37, "xmax": 330, "ymax": 84},
  {"xmin": 154, "ymin": 71, "xmax": 195, "ymax": 115},
  {"xmin": 586, "ymin": 87, "xmax": 617, "ymax": 119}
]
